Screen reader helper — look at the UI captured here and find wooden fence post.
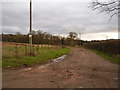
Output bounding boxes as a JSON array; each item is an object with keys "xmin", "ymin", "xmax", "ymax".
[
  {"xmin": 37, "ymin": 44, "xmax": 39, "ymax": 54},
  {"xmin": 15, "ymin": 44, "xmax": 18, "ymax": 58},
  {"xmin": 25, "ymin": 44, "xmax": 27, "ymax": 55},
  {"xmin": 32, "ymin": 44, "xmax": 35, "ymax": 56}
]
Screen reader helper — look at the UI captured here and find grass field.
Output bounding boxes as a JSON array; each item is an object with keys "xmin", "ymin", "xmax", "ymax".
[{"xmin": 2, "ymin": 42, "xmax": 70, "ymax": 68}]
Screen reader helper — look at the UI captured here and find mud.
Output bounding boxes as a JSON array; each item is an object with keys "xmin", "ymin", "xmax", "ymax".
[{"xmin": 2, "ymin": 48, "xmax": 118, "ymax": 88}]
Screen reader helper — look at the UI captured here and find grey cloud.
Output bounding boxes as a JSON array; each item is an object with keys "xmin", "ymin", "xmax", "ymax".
[
  {"xmin": 2, "ymin": 1, "xmax": 118, "ymax": 37},
  {"xmin": 2, "ymin": 26, "xmax": 20, "ymax": 34}
]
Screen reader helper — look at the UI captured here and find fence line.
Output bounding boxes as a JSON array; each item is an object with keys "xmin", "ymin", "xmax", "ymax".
[{"xmin": 12, "ymin": 43, "xmax": 63, "ymax": 58}]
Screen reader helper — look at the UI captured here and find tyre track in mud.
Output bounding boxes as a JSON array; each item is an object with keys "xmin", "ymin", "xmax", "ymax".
[{"xmin": 3, "ymin": 48, "xmax": 118, "ymax": 88}]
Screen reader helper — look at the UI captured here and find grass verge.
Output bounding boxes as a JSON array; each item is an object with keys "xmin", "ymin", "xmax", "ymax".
[
  {"xmin": 2, "ymin": 47, "xmax": 70, "ymax": 68},
  {"xmin": 86, "ymin": 48, "xmax": 120, "ymax": 64}
]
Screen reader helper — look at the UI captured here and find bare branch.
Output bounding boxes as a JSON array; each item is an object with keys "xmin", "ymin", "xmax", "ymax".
[{"xmin": 90, "ymin": 0, "xmax": 120, "ymax": 20}]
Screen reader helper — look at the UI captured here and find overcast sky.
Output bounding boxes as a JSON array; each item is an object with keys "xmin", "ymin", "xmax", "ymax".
[{"xmin": 2, "ymin": 0, "xmax": 118, "ymax": 41}]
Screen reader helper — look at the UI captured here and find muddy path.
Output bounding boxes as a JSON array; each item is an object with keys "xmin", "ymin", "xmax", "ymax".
[{"xmin": 3, "ymin": 48, "xmax": 118, "ymax": 88}]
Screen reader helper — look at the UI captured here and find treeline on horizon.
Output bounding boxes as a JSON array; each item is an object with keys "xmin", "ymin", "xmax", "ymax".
[
  {"xmin": 84, "ymin": 39, "xmax": 120, "ymax": 56},
  {"xmin": 1, "ymin": 30, "xmax": 120, "ymax": 57},
  {"xmin": 2, "ymin": 30, "xmax": 86, "ymax": 46}
]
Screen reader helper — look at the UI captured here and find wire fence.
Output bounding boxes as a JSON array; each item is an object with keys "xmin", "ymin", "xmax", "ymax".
[{"xmin": 2, "ymin": 42, "xmax": 64, "ymax": 59}]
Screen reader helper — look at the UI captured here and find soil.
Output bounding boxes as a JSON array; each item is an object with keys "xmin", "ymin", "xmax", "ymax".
[{"xmin": 2, "ymin": 48, "xmax": 118, "ymax": 88}]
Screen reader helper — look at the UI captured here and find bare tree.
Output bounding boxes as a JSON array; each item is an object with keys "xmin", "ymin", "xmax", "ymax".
[
  {"xmin": 90, "ymin": 0, "xmax": 120, "ymax": 21},
  {"xmin": 68, "ymin": 32, "xmax": 78, "ymax": 46},
  {"xmin": 68, "ymin": 32, "xmax": 78, "ymax": 40},
  {"xmin": 16, "ymin": 32, "xmax": 21, "ymax": 36}
]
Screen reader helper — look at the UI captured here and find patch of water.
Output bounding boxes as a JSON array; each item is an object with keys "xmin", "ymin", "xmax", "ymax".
[
  {"xmin": 24, "ymin": 55, "xmax": 67, "ymax": 71},
  {"xmin": 24, "ymin": 68, "xmax": 32, "ymax": 71},
  {"xmin": 113, "ymin": 78, "xmax": 118, "ymax": 80},
  {"xmin": 78, "ymin": 87, "xmax": 83, "ymax": 88},
  {"xmin": 52, "ymin": 55, "xmax": 67, "ymax": 62}
]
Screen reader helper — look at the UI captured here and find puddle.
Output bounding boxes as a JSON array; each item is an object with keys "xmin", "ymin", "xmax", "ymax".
[
  {"xmin": 24, "ymin": 68, "xmax": 32, "ymax": 71},
  {"xmin": 38, "ymin": 65, "xmax": 47, "ymax": 69},
  {"xmin": 78, "ymin": 87, "xmax": 83, "ymax": 88},
  {"xmin": 24, "ymin": 55, "xmax": 67, "ymax": 71},
  {"xmin": 52, "ymin": 55, "xmax": 67, "ymax": 62},
  {"xmin": 113, "ymin": 78, "xmax": 118, "ymax": 80}
]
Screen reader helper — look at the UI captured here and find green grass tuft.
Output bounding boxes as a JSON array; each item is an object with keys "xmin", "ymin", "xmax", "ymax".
[{"xmin": 2, "ymin": 46, "xmax": 70, "ymax": 68}]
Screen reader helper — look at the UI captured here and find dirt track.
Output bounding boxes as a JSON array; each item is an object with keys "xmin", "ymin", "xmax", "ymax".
[{"xmin": 3, "ymin": 48, "xmax": 118, "ymax": 88}]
